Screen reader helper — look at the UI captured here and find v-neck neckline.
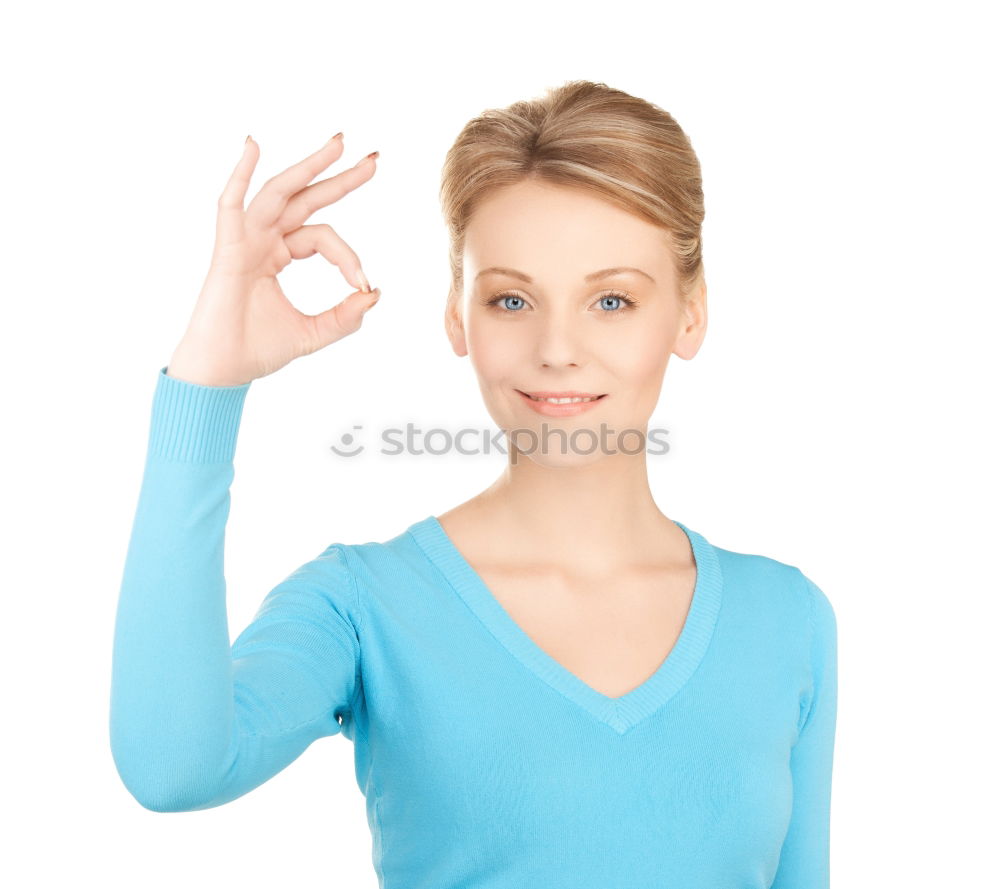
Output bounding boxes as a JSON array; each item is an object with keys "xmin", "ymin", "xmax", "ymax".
[{"xmin": 407, "ymin": 514, "xmax": 724, "ymax": 735}]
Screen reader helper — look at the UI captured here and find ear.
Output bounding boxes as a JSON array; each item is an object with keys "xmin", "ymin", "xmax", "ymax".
[
  {"xmin": 444, "ymin": 290, "xmax": 469, "ymax": 357},
  {"xmin": 672, "ymin": 279, "xmax": 708, "ymax": 361}
]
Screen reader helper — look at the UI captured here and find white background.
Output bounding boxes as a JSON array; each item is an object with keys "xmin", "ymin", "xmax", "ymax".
[{"xmin": 2, "ymin": 0, "xmax": 996, "ymax": 885}]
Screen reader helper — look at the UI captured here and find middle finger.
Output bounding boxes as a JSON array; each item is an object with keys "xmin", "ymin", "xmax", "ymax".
[
  {"xmin": 277, "ymin": 152, "xmax": 379, "ymax": 233},
  {"xmin": 245, "ymin": 135, "xmax": 347, "ymax": 227}
]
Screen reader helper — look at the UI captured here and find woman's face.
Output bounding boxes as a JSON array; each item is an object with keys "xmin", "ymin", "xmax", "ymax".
[{"xmin": 446, "ymin": 179, "xmax": 706, "ymax": 468}]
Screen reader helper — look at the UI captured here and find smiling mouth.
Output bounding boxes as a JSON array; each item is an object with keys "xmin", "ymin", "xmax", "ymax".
[{"xmin": 515, "ymin": 390, "xmax": 608, "ymax": 404}]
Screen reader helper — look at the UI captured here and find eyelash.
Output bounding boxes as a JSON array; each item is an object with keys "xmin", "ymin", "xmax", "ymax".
[{"xmin": 482, "ymin": 290, "xmax": 640, "ymax": 314}]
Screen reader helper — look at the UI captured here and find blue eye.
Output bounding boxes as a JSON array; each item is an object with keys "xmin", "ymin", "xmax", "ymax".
[
  {"xmin": 484, "ymin": 290, "xmax": 638, "ymax": 313},
  {"xmin": 597, "ymin": 292, "xmax": 638, "ymax": 311},
  {"xmin": 498, "ymin": 294, "xmax": 526, "ymax": 311}
]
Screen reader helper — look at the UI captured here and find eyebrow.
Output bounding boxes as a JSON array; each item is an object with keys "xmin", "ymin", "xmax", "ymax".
[{"xmin": 474, "ymin": 266, "xmax": 656, "ymax": 285}]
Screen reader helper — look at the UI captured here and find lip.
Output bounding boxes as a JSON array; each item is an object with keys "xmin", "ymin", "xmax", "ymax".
[
  {"xmin": 520, "ymin": 390, "xmax": 605, "ymax": 398},
  {"xmin": 515, "ymin": 389, "xmax": 608, "ymax": 417}
]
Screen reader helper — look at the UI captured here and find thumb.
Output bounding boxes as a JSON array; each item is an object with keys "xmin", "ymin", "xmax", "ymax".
[{"xmin": 306, "ymin": 288, "xmax": 381, "ymax": 351}]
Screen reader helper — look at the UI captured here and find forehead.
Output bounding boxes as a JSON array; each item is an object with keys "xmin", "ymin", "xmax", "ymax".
[{"xmin": 463, "ymin": 180, "xmax": 673, "ymax": 281}]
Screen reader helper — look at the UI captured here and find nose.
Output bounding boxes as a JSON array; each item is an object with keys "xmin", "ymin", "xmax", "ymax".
[{"xmin": 533, "ymin": 311, "xmax": 587, "ymax": 369}]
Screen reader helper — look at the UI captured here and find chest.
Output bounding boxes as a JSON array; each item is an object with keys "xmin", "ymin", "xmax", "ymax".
[
  {"xmin": 357, "ymin": 538, "xmax": 800, "ymax": 888},
  {"xmin": 471, "ymin": 563, "xmax": 697, "ymax": 699}
]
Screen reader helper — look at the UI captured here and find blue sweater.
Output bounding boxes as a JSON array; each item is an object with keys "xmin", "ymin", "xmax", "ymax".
[{"xmin": 110, "ymin": 366, "xmax": 838, "ymax": 889}]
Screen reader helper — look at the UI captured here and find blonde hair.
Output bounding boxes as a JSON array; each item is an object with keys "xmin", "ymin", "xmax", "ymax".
[{"xmin": 439, "ymin": 80, "xmax": 706, "ymax": 309}]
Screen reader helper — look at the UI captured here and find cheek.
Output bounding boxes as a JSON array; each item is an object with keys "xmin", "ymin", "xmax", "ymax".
[
  {"xmin": 466, "ymin": 323, "xmax": 524, "ymax": 382},
  {"xmin": 610, "ymin": 326, "xmax": 672, "ymax": 388}
]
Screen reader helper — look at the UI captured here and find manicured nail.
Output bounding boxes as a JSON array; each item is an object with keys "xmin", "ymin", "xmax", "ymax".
[
  {"xmin": 353, "ymin": 151, "xmax": 379, "ymax": 168},
  {"xmin": 331, "ymin": 132, "xmax": 344, "ymax": 142},
  {"xmin": 356, "ymin": 268, "xmax": 371, "ymax": 293}
]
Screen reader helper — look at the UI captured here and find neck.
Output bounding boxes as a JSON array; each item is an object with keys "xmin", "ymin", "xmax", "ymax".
[{"xmin": 466, "ymin": 448, "xmax": 680, "ymax": 574}]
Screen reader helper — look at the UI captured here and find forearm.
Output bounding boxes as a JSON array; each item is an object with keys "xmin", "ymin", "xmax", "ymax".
[{"xmin": 109, "ymin": 368, "xmax": 250, "ymax": 811}]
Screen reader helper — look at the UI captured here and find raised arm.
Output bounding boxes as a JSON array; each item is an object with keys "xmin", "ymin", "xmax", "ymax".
[
  {"xmin": 109, "ymin": 369, "xmax": 363, "ymax": 812},
  {"xmin": 110, "ymin": 133, "xmax": 382, "ymax": 812}
]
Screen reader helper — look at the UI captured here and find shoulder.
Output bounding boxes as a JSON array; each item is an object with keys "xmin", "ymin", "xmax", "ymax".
[
  {"xmin": 708, "ymin": 537, "xmax": 834, "ymax": 636},
  {"xmin": 268, "ymin": 530, "xmax": 419, "ymax": 638},
  {"xmin": 314, "ymin": 519, "xmax": 451, "ymax": 616},
  {"xmin": 262, "ymin": 541, "xmax": 363, "ymax": 630},
  {"xmin": 331, "ymin": 521, "xmax": 438, "ymax": 581}
]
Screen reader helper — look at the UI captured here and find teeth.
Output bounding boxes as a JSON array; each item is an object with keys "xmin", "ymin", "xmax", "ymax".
[{"xmin": 527, "ymin": 394, "xmax": 600, "ymax": 404}]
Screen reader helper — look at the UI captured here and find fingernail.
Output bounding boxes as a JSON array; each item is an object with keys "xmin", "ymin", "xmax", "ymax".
[
  {"xmin": 356, "ymin": 268, "xmax": 371, "ymax": 293},
  {"xmin": 330, "ymin": 132, "xmax": 344, "ymax": 142},
  {"xmin": 353, "ymin": 151, "xmax": 379, "ymax": 168}
]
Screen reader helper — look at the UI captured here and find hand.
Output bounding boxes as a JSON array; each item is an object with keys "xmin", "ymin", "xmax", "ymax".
[{"xmin": 166, "ymin": 134, "xmax": 381, "ymax": 387}]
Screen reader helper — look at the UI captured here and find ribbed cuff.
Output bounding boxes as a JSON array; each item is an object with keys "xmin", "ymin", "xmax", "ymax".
[{"xmin": 147, "ymin": 366, "xmax": 252, "ymax": 463}]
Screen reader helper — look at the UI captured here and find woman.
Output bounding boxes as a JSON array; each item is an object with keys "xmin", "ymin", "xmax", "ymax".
[{"xmin": 110, "ymin": 81, "xmax": 838, "ymax": 889}]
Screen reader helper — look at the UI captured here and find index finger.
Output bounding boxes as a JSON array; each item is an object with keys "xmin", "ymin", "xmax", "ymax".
[{"xmin": 245, "ymin": 135, "xmax": 346, "ymax": 227}]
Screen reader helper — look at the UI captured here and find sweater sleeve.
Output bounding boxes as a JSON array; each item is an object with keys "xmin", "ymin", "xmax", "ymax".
[
  {"xmin": 110, "ymin": 366, "xmax": 361, "ymax": 813},
  {"xmin": 770, "ymin": 572, "xmax": 839, "ymax": 889}
]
